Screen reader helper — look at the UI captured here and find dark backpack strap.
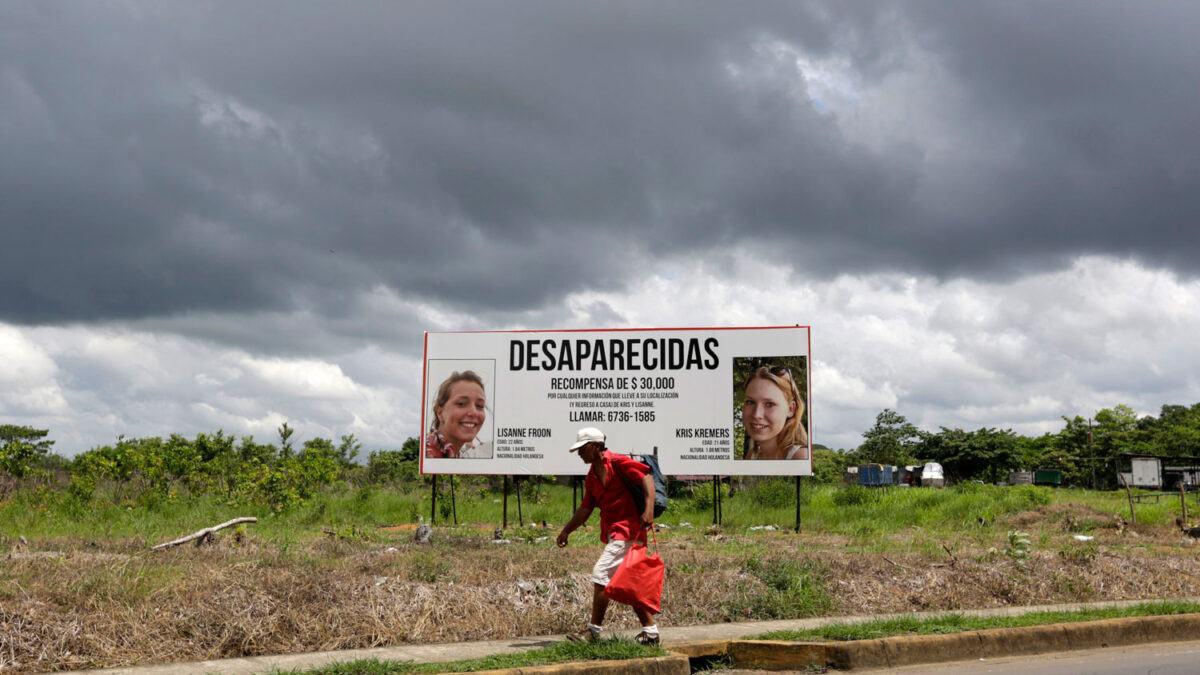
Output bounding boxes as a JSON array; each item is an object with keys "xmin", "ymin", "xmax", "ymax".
[{"xmin": 615, "ymin": 455, "xmax": 647, "ymax": 515}]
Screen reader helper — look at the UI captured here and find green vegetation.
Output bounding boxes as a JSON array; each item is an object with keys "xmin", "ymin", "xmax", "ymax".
[
  {"xmin": 755, "ymin": 600, "xmax": 1200, "ymax": 642},
  {"xmin": 4, "ymin": 472, "xmax": 1188, "ymax": 551},
  {"xmin": 722, "ymin": 555, "xmax": 833, "ymax": 620},
  {"xmin": 3, "ymin": 399, "xmax": 1200, "ymax": 544},
  {"xmin": 0, "ymin": 424, "xmax": 56, "ymax": 479},
  {"xmin": 276, "ymin": 638, "xmax": 663, "ymax": 674},
  {"xmin": 850, "ymin": 402, "xmax": 1200, "ymax": 487},
  {"xmin": 1005, "ymin": 530, "xmax": 1032, "ymax": 569}
]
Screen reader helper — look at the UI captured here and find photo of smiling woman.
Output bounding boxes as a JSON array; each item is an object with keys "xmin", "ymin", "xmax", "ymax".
[
  {"xmin": 734, "ymin": 357, "xmax": 809, "ymax": 461},
  {"xmin": 425, "ymin": 368, "xmax": 493, "ymax": 459}
]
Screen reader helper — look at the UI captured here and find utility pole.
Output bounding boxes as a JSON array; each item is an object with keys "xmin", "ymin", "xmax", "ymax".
[{"xmin": 1088, "ymin": 418, "xmax": 1096, "ymax": 490}]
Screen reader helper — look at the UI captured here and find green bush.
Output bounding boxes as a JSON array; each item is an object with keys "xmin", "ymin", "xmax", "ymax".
[
  {"xmin": 1011, "ymin": 485, "xmax": 1052, "ymax": 508},
  {"xmin": 367, "ymin": 450, "xmax": 417, "ymax": 484},
  {"xmin": 742, "ymin": 478, "xmax": 801, "ymax": 509},
  {"xmin": 0, "ymin": 425, "xmax": 54, "ymax": 479},
  {"xmin": 685, "ymin": 482, "xmax": 715, "ymax": 510},
  {"xmin": 518, "ymin": 476, "xmax": 555, "ymax": 504},
  {"xmin": 723, "ymin": 556, "xmax": 832, "ymax": 620},
  {"xmin": 832, "ymin": 485, "xmax": 878, "ymax": 507}
]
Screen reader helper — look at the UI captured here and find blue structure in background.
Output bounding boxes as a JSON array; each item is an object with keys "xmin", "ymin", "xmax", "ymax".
[{"xmin": 857, "ymin": 463, "xmax": 893, "ymax": 487}]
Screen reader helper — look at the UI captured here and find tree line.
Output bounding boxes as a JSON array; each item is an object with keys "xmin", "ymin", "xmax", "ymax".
[
  {"xmin": 813, "ymin": 403, "xmax": 1200, "ymax": 487},
  {"xmin": 0, "ymin": 423, "xmax": 422, "ymax": 510},
  {"xmin": 4, "ymin": 401, "xmax": 1200, "ymax": 508}
]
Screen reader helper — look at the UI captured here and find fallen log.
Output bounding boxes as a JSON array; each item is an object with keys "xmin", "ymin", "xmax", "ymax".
[{"xmin": 151, "ymin": 517, "xmax": 257, "ymax": 550}]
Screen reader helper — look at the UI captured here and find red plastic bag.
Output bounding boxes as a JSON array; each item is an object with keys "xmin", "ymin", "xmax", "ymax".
[{"xmin": 604, "ymin": 534, "xmax": 664, "ymax": 614}]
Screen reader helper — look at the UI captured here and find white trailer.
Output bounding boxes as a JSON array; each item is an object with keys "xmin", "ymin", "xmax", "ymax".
[
  {"xmin": 1008, "ymin": 470, "xmax": 1034, "ymax": 486},
  {"xmin": 1129, "ymin": 456, "xmax": 1162, "ymax": 489}
]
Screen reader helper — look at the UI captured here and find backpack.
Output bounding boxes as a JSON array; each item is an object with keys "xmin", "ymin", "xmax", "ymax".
[{"xmin": 616, "ymin": 453, "xmax": 668, "ymax": 518}]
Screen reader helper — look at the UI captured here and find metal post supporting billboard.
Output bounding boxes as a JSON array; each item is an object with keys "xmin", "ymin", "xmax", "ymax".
[
  {"xmin": 516, "ymin": 476, "xmax": 524, "ymax": 526},
  {"xmin": 712, "ymin": 477, "xmax": 718, "ymax": 525},
  {"xmin": 503, "ymin": 476, "xmax": 509, "ymax": 529},
  {"xmin": 431, "ymin": 475, "xmax": 438, "ymax": 525},
  {"xmin": 450, "ymin": 475, "xmax": 457, "ymax": 525},
  {"xmin": 795, "ymin": 476, "xmax": 802, "ymax": 532},
  {"xmin": 717, "ymin": 476, "xmax": 723, "ymax": 525}
]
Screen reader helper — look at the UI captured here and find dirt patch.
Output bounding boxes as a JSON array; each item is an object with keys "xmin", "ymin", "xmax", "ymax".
[
  {"xmin": 826, "ymin": 547, "xmax": 1200, "ymax": 613},
  {"xmin": 1006, "ymin": 503, "xmax": 1118, "ymax": 530}
]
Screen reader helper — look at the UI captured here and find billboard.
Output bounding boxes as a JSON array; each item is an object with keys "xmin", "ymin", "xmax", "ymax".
[{"xmin": 420, "ymin": 326, "xmax": 810, "ymax": 476}]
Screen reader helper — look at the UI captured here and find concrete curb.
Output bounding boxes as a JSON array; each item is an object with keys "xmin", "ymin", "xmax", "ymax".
[
  {"xmin": 702, "ymin": 612, "xmax": 1200, "ymax": 671},
  {"xmin": 472, "ymin": 653, "xmax": 690, "ymax": 674},
  {"xmin": 662, "ymin": 639, "xmax": 729, "ymax": 659}
]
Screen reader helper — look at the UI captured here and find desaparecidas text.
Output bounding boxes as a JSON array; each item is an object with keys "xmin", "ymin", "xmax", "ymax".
[{"xmin": 509, "ymin": 337, "xmax": 719, "ymax": 371}]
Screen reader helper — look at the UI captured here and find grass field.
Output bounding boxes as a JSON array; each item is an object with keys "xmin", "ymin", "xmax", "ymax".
[
  {"xmin": 4, "ymin": 478, "xmax": 1188, "ymax": 545},
  {"xmin": 3, "ymin": 480, "xmax": 1200, "ymax": 673}
]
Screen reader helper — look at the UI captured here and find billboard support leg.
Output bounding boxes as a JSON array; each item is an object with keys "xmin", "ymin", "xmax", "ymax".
[
  {"xmin": 431, "ymin": 475, "xmax": 438, "ymax": 525},
  {"xmin": 712, "ymin": 476, "xmax": 718, "ymax": 526},
  {"xmin": 1181, "ymin": 481, "xmax": 1188, "ymax": 526},
  {"xmin": 795, "ymin": 476, "xmax": 802, "ymax": 532},
  {"xmin": 1120, "ymin": 473, "xmax": 1136, "ymax": 524},
  {"xmin": 516, "ymin": 477, "xmax": 524, "ymax": 527},
  {"xmin": 450, "ymin": 475, "xmax": 458, "ymax": 525},
  {"xmin": 717, "ymin": 475, "xmax": 723, "ymax": 526},
  {"xmin": 503, "ymin": 476, "xmax": 509, "ymax": 529}
]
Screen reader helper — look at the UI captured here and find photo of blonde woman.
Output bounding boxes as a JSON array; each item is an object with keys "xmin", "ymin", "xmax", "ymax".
[{"xmin": 733, "ymin": 357, "xmax": 809, "ymax": 462}]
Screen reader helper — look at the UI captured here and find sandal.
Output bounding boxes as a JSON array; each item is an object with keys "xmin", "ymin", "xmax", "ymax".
[
  {"xmin": 565, "ymin": 627, "xmax": 599, "ymax": 642},
  {"xmin": 634, "ymin": 630, "xmax": 660, "ymax": 646}
]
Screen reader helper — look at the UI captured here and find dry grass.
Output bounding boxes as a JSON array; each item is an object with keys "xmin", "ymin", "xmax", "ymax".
[{"xmin": 4, "ymin": 514, "xmax": 1200, "ymax": 673}]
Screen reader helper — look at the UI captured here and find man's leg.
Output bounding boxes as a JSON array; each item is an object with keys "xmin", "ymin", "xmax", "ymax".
[
  {"xmin": 632, "ymin": 604, "xmax": 660, "ymax": 645},
  {"xmin": 566, "ymin": 586, "xmax": 606, "ymax": 641},
  {"xmin": 568, "ymin": 541, "xmax": 625, "ymax": 641},
  {"xmin": 589, "ymin": 582, "xmax": 610, "ymax": 626}
]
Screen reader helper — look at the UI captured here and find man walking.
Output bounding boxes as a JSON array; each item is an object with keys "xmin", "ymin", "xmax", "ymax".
[{"xmin": 557, "ymin": 426, "xmax": 660, "ymax": 645}]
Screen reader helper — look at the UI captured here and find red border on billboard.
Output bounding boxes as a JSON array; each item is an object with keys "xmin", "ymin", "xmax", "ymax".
[{"xmin": 419, "ymin": 331, "xmax": 429, "ymax": 476}]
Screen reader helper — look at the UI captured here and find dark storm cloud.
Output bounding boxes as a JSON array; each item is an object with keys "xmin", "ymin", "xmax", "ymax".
[
  {"xmin": 1, "ymin": 1, "xmax": 1198, "ymax": 326},
  {"xmin": 897, "ymin": 1, "xmax": 1200, "ymax": 274}
]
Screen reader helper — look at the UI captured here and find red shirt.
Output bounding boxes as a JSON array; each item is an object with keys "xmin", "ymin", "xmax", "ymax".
[{"xmin": 581, "ymin": 451, "xmax": 650, "ymax": 543}]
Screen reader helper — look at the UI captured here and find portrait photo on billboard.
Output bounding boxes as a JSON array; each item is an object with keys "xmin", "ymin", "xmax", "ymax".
[
  {"xmin": 733, "ymin": 355, "xmax": 810, "ymax": 464},
  {"xmin": 424, "ymin": 359, "xmax": 496, "ymax": 460}
]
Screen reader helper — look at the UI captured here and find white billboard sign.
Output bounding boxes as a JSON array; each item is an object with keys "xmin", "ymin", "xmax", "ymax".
[{"xmin": 420, "ymin": 326, "xmax": 811, "ymax": 476}]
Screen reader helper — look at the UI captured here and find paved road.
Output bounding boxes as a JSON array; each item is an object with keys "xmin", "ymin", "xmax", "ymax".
[
  {"xmin": 722, "ymin": 639, "xmax": 1200, "ymax": 674},
  {"xmin": 862, "ymin": 640, "xmax": 1200, "ymax": 675}
]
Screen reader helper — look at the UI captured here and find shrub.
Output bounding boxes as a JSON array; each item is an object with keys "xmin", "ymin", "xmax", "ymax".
[
  {"xmin": 832, "ymin": 485, "xmax": 878, "ymax": 507},
  {"xmin": 0, "ymin": 425, "xmax": 54, "ymax": 479},
  {"xmin": 743, "ymin": 478, "xmax": 802, "ymax": 509},
  {"xmin": 1005, "ymin": 530, "xmax": 1032, "ymax": 569},
  {"xmin": 723, "ymin": 556, "xmax": 832, "ymax": 619},
  {"xmin": 367, "ymin": 449, "xmax": 416, "ymax": 484},
  {"xmin": 1011, "ymin": 485, "xmax": 1052, "ymax": 508},
  {"xmin": 686, "ymin": 482, "xmax": 715, "ymax": 510}
]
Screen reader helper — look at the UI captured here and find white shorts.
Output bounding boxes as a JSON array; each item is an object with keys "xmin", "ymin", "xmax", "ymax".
[{"xmin": 590, "ymin": 539, "xmax": 635, "ymax": 586}]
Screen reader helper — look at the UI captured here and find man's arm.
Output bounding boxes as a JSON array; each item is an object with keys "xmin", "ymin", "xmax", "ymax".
[
  {"xmin": 640, "ymin": 473, "xmax": 655, "ymax": 529},
  {"xmin": 557, "ymin": 503, "xmax": 594, "ymax": 547}
]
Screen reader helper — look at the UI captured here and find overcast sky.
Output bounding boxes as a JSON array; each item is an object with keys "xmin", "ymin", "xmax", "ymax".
[{"xmin": 3, "ymin": 1, "xmax": 1199, "ymax": 456}]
